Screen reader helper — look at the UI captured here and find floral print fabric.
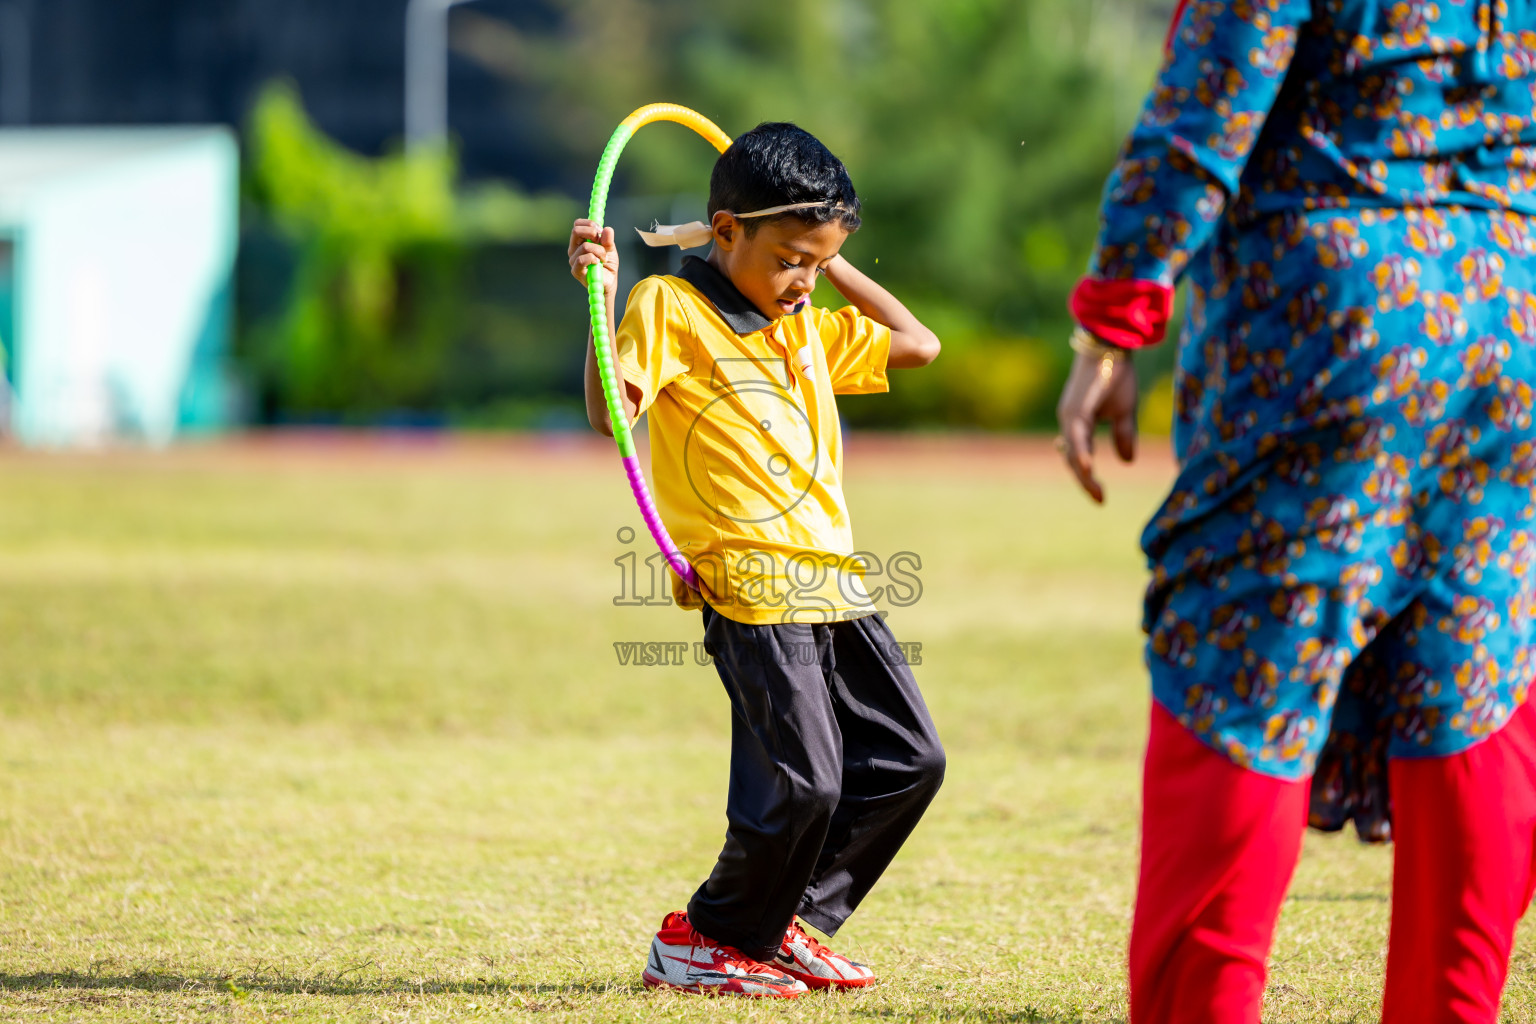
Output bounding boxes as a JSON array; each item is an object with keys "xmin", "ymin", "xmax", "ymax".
[{"xmin": 1089, "ymin": 0, "xmax": 1536, "ymax": 824}]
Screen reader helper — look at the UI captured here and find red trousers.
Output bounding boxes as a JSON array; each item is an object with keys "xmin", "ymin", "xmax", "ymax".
[{"xmin": 1130, "ymin": 701, "xmax": 1536, "ymax": 1024}]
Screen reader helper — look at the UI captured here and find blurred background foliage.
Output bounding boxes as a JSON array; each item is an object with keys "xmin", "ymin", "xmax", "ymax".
[
  {"xmin": 239, "ymin": 0, "xmax": 1178, "ymax": 429},
  {"xmin": 240, "ymin": 83, "xmax": 578, "ymax": 424}
]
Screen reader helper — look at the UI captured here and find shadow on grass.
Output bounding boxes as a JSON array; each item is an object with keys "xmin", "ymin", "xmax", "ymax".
[
  {"xmin": 852, "ymin": 1008, "xmax": 1125, "ymax": 1023},
  {"xmin": 1287, "ymin": 891, "xmax": 1389, "ymax": 903},
  {"xmin": 0, "ymin": 974, "xmax": 1374, "ymax": 1024},
  {"xmin": 0, "ymin": 971, "xmax": 637, "ymax": 999},
  {"xmin": 0, "ymin": 975, "xmax": 1123, "ymax": 1023},
  {"xmin": 1, "ymin": 974, "xmax": 1127, "ymax": 1022}
]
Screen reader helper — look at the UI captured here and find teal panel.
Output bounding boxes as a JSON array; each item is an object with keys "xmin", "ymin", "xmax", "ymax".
[
  {"xmin": 0, "ymin": 236, "xmax": 13, "ymax": 387},
  {"xmin": 2, "ymin": 128, "xmax": 239, "ymax": 446}
]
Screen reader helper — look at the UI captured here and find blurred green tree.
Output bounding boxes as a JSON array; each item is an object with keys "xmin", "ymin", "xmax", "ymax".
[{"xmin": 243, "ymin": 82, "xmax": 575, "ymax": 419}]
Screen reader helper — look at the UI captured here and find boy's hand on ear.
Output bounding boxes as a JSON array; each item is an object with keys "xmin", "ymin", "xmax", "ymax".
[
  {"xmin": 824, "ymin": 255, "xmax": 941, "ymax": 368},
  {"xmin": 569, "ymin": 219, "xmax": 619, "ymax": 298}
]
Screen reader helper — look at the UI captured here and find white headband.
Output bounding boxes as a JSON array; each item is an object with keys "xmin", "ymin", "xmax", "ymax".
[{"xmin": 636, "ymin": 201, "xmax": 848, "ymax": 249}]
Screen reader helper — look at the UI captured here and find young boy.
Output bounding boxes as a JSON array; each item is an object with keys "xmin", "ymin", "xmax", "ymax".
[{"xmin": 567, "ymin": 122, "xmax": 945, "ymax": 998}]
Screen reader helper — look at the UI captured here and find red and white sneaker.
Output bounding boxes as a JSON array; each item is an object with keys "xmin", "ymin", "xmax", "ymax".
[
  {"xmin": 641, "ymin": 912, "xmax": 807, "ymax": 998},
  {"xmin": 772, "ymin": 919, "xmax": 876, "ymax": 989}
]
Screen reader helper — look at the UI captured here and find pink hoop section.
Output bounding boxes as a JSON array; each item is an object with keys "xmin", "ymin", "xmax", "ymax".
[{"xmin": 622, "ymin": 454, "xmax": 699, "ymax": 589}]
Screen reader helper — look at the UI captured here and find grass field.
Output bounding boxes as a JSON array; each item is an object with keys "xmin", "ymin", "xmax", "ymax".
[{"xmin": 0, "ymin": 434, "xmax": 1531, "ymax": 1023}]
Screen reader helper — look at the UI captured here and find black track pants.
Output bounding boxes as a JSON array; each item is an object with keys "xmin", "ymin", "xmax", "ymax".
[{"xmin": 685, "ymin": 604, "xmax": 946, "ymax": 961}]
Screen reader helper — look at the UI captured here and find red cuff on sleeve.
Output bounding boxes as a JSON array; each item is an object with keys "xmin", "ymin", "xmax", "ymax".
[{"xmin": 1069, "ymin": 277, "xmax": 1175, "ymax": 350}]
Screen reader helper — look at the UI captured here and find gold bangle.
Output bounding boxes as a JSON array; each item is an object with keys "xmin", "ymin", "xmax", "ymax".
[
  {"xmin": 1069, "ymin": 326, "xmax": 1129, "ymax": 361},
  {"xmin": 1069, "ymin": 327, "xmax": 1129, "ymax": 381}
]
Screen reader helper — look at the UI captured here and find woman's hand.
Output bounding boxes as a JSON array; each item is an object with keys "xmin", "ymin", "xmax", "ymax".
[
  {"xmin": 1055, "ymin": 348, "xmax": 1138, "ymax": 504},
  {"xmin": 568, "ymin": 219, "xmax": 618, "ymax": 297}
]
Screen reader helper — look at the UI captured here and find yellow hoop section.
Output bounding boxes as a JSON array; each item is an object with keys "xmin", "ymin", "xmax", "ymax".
[{"xmin": 619, "ymin": 103, "xmax": 733, "ymax": 154}]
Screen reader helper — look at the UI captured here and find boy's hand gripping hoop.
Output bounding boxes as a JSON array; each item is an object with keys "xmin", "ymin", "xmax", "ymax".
[{"xmin": 585, "ymin": 104, "xmax": 732, "ymax": 592}]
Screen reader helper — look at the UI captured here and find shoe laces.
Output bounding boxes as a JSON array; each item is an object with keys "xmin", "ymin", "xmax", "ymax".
[
  {"xmin": 691, "ymin": 930, "xmax": 776, "ymax": 974},
  {"xmin": 786, "ymin": 920, "xmax": 837, "ymax": 961}
]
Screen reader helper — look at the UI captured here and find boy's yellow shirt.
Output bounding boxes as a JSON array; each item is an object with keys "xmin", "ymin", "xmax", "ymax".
[{"xmin": 615, "ymin": 255, "xmax": 891, "ymax": 625}]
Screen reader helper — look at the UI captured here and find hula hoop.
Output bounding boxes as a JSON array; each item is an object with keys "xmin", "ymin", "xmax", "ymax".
[{"xmin": 585, "ymin": 103, "xmax": 732, "ymax": 592}]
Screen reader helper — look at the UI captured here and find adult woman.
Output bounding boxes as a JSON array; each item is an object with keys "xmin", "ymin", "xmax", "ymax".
[{"xmin": 1058, "ymin": 1, "xmax": 1536, "ymax": 1021}]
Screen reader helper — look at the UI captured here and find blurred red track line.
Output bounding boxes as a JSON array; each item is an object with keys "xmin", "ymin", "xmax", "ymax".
[{"xmin": 0, "ymin": 430, "xmax": 1178, "ymax": 479}]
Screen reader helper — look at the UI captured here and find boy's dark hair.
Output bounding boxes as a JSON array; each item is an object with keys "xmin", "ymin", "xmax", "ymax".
[{"xmin": 707, "ymin": 122, "xmax": 862, "ymax": 235}]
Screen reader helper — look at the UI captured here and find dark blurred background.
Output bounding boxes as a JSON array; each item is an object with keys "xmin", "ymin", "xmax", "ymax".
[{"xmin": 0, "ymin": 0, "xmax": 1181, "ymax": 434}]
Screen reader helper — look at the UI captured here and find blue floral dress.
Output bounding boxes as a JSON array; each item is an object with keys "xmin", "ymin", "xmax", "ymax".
[{"xmin": 1092, "ymin": 0, "xmax": 1536, "ymax": 838}]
